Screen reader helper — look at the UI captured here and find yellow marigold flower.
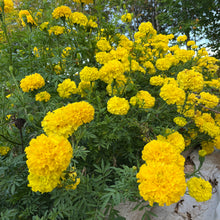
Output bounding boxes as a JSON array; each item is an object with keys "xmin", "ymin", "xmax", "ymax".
[
  {"xmin": 174, "ymin": 49, "xmax": 195, "ymax": 63},
  {"xmin": 166, "ymin": 131, "xmax": 185, "ymax": 153},
  {"xmin": 95, "ymin": 52, "xmax": 113, "ymax": 64},
  {"xmin": 20, "ymin": 73, "xmax": 45, "ymax": 92},
  {"xmin": 0, "ymin": 146, "xmax": 10, "ymax": 156},
  {"xmin": 57, "ymin": 79, "xmax": 77, "ymax": 98},
  {"xmin": 99, "ymin": 60, "xmax": 125, "ymax": 84},
  {"xmin": 130, "ymin": 90, "xmax": 155, "ymax": 109},
  {"xmin": 150, "ymin": 75, "xmax": 164, "ymax": 86},
  {"xmin": 107, "ymin": 96, "xmax": 130, "ymax": 115},
  {"xmin": 160, "ymin": 84, "xmax": 185, "ymax": 106},
  {"xmin": 142, "ymin": 140, "xmax": 185, "ymax": 167},
  {"xmin": 42, "ymin": 101, "xmax": 94, "ymax": 138},
  {"xmin": 0, "ymin": 0, "xmax": 13, "ymax": 13},
  {"xmin": 121, "ymin": 13, "xmax": 132, "ymax": 23},
  {"xmin": 39, "ymin": 22, "xmax": 49, "ymax": 31},
  {"xmin": 52, "ymin": 6, "xmax": 72, "ymax": 20},
  {"xmin": 200, "ymin": 140, "xmax": 215, "ymax": 155},
  {"xmin": 137, "ymin": 162, "xmax": 186, "ymax": 206},
  {"xmin": 187, "ymin": 40, "xmax": 195, "ymax": 47},
  {"xmin": 6, "ymin": 114, "xmax": 11, "ymax": 120},
  {"xmin": 25, "ymin": 134, "xmax": 73, "ymax": 177},
  {"xmin": 6, "ymin": 94, "xmax": 11, "ymax": 98},
  {"xmin": 48, "ymin": 26, "xmax": 65, "ymax": 35},
  {"xmin": 69, "ymin": 12, "xmax": 88, "ymax": 26},
  {"xmin": 198, "ymin": 47, "xmax": 208, "ymax": 57},
  {"xmin": 87, "ymin": 19, "xmax": 98, "ymax": 28},
  {"xmin": 187, "ymin": 177, "xmax": 212, "ymax": 202},
  {"xmin": 177, "ymin": 35, "xmax": 187, "ymax": 42},
  {"xmin": 35, "ymin": 91, "xmax": 51, "ymax": 102},
  {"xmin": 191, "ymin": 45, "xmax": 198, "ymax": 49},
  {"xmin": 80, "ymin": 66, "xmax": 99, "ymax": 82},
  {"xmin": 110, "ymin": 46, "xmax": 129, "ymax": 62},
  {"xmin": 198, "ymin": 149, "xmax": 207, "ymax": 157},
  {"xmin": 156, "ymin": 58, "xmax": 172, "ymax": 71},
  {"xmin": 61, "ymin": 47, "xmax": 71, "ymax": 58},
  {"xmin": 198, "ymin": 92, "xmax": 219, "ymax": 108},
  {"xmin": 19, "ymin": 10, "xmax": 37, "ymax": 27},
  {"xmin": 177, "ymin": 69, "xmax": 204, "ymax": 92},
  {"xmin": 173, "ymin": 117, "xmax": 187, "ymax": 127},
  {"xmin": 143, "ymin": 61, "xmax": 156, "ymax": 74},
  {"xmin": 97, "ymin": 38, "xmax": 111, "ymax": 51},
  {"xmin": 130, "ymin": 60, "xmax": 145, "ymax": 73},
  {"xmin": 194, "ymin": 113, "xmax": 220, "ymax": 138},
  {"xmin": 138, "ymin": 22, "xmax": 157, "ymax": 36},
  {"xmin": 118, "ymin": 34, "xmax": 134, "ymax": 51}
]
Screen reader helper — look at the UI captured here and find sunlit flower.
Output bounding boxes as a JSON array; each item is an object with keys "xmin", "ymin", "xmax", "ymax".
[
  {"xmin": 173, "ymin": 117, "xmax": 187, "ymax": 127},
  {"xmin": 69, "ymin": 12, "xmax": 88, "ymax": 26},
  {"xmin": 19, "ymin": 10, "xmax": 37, "ymax": 27},
  {"xmin": 52, "ymin": 6, "xmax": 72, "ymax": 20},
  {"xmin": 0, "ymin": 0, "xmax": 13, "ymax": 13},
  {"xmin": 121, "ymin": 13, "xmax": 132, "ymax": 23},
  {"xmin": 80, "ymin": 66, "xmax": 99, "ymax": 82},
  {"xmin": 177, "ymin": 35, "xmax": 187, "ymax": 42},
  {"xmin": 107, "ymin": 96, "xmax": 130, "ymax": 115},
  {"xmin": 57, "ymin": 79, "xmax": 77, "ymax": 98},
  {"xmin": 20, "ymin": 73, "xmax": 45, "ymax": 92},
  {"xmin": 35, "ymin": 91, "xmax": 51, "ymax": 102},
  {"xmin": 48, "ymin": 26, "xmax": 65, "ymax": 35},
  {"xmin": 187, "ymin": 177, "xmax": 212, "ymax": 202},
  {"xmin": 0, "ymin": 146, "xmax": 10, "ymax": 156}
]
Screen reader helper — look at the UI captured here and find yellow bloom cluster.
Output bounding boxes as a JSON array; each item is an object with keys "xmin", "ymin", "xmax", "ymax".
[
  {"xmin": 48, "ymin": 26, "xmax": 65, "ymax": 35},
  {"xmin": 79, "ymin": 66, "xmax": 99, "ymax": 82},
  {"xmin": 77, "ymin": 81, "xmax": 93, "ymax": 97},
  {"xmin": 52, "ymin": 6, "xmax": 72, "ymax": 19},
  {"xmin": 95, "ymin": 52, "xmax": 113, "ymax": 64},
  {"xmin": 35, "ymin": 91, "xmax": 51, "ymax": 102},
  {"xmin": 99, "ymin": 59, "xmax": 125, "ymax": 84},
  {"xmin": 143, "ymin": 61, "xmax": 156, "ymax": 74},
  {"xmin": 177, "ymin": 35, "xmax": 187, "ymax": 42},
  {"xmin": 25, "ymin": 134, "xmax": 73, "ymax": 193},
  {"xmin": 187, "ymin": 177, "xmax": 212, "ymax": 202},
  {"xmin": 173, "ymin": 117, "xmax": 187, "ymax": 127},
  {"xmin": 156, "ymin": 58, "xmax": 172, "ymax": 71},
  {"xmin": 194, "ymin": 112, "xmax": 220, "ymax": 138},
  {"xmin": 198, "ymin": 92, "xmax": 219, "ymax": 108},
  {"xmin": 69, "ymin": 12, "xmax": 88, "ymax": 26},
  {"xmin": 57, "ymin": 78, "xmax": 77, "ymax": 98},
  {"xmin": 177, "ymin": 69, "xmax": 204, "ymax": 92},
  {"xmin": 20, "ymin": 73, "xmax": 45, "ymax": 92},
  {"xmin": 160, "ymin": 83, "xmax": 185, "ymax": 105},
  {"xmin": 97, "ymin": 38, "xmax": 112, "ymax": 51},
  {"xmin": 107, "ymin": 96, "xmax": 130, "ymax": 115},
  {"xmin": 138, "ymin": 22, "xmax": 157, "ymax": 36},
  {"xmin": 121, "ymin": 13, "xmax": 132, "ymax": 23},
  {"xmin": 0, "ymin": 146, "xmax": 10, "ymax": 156},
  {"xmin": 187, "ymin": 40, "xmax": 196, "ymax": 47},
  {"xmin": 0, "ymin": 0, "xmax": 13, "ymax": 13},
  {"xmin": 41, "ymin": 101, "xmax": 95, "ymax": 138},
  {"xmin": 137, "ymin": 162, "xmax": 186, "ymax": 206},
  {"xmin": 150, "ymin": 75, "xmax": 164, "ymax": 86},
  {"xmin": 19, "ymin": 10, "xmax": 37, "ymax": 27},
  {"xmin": 199, "ymin": 140, "xmax": 215, "ymax": 156},
  {"xmin": 130, "ymin": 90, "xmax": 155, "ymax": 109}
]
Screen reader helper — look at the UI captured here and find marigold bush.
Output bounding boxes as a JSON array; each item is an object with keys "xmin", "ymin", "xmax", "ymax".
[{"xmin": 0, "ymin": 0, "xmax": 219, "ymax": 219}]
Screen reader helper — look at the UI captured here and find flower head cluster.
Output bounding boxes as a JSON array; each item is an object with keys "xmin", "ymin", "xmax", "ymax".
[
  {"xmin": 137, "ymin": 162, "xmax": 186, "ymax": 206},
  {"xmin": 156, "ymin": 58, "xmax": 172, "ymax": 71},
  {"xmin": 177, "ymin": 35, "xmax": 187, "ymax": 42},
  {"xmin": 160, "ymin": 83, "xmax": 185, "ymax": 105},
  {"xmin": 187, "ymin": 177, "xmax": 212, "ymax": 202},
  {"xmin": 25, "ymin": 134, "xmax": 73, "ymax": 193},
  {"xmin": 95, "ymin": 52, "xmax": 113, "ymax": 64},
  {"xmin": 0, "ymin": 0, "xmax": 13, "ymax": 13},
  {"xmin": 198, "ymin": 92, "xmax": 219, "ymax": 108},
  {"xmin": 57, "ymin": 79, "xmax": 77, "ymax": 98},
  {"xmin": 80, "ymin": 66, "xmax": 99, "ymax": 82},
  {"xmin": 48, "ymin": 26, "xmax": 65, "ymax": 35},
  {"xmin": 143, "ymin": 61, "xmax": 156, "ymax": 74},
  {"xmin": 19, "ymin": 10, "xmax": 37, "ymax": 27},
  {"xmin": 52, "ymin": 6, "xmax": 72, "ymax": 20},
  {"xmin": 20, "ymin": 73, "xmax": 45, "ymax": 92},
  {"xmin": 173, "ymin": 117, "xmax": 187, "ymax": 127},
  {"xmin": 150, "ymin": 75, "xmax": 164, "ymax": 86},
  {"xmin": 41, "ymin": 101, "xmax": 95, "ymax": 138},
  {"xmin": 107, "ymin": 96, "xmax": 130, "ymax": 115},
  {"xmin": 97, "ymin": 38, "xmax": 112, "ymax": 51},
  {"xmin": 138, "ymin": 22, "xmax": 157, "ymax": 36},
  {"xmin": 69, "ymin": 12, "xmax": 88, "ymax": 26},
  {"xmin": 99, "ymin": 60, "xmax": 125, "ymax": 84},
  {"xmin": 73, "ymin": 0, "xmax": 93, "ymax": 4},
  {"xmin": 177, "ymin": 69, "xmax": 204, "ymax": 92},
  {"xmin": 121, "ymin": 13, "xmax": 132, "ymax": 23},
  {"xmin": 35, "ymin": 91, "xmax": 51, "ymax": 102},
  {"xmin": 0, "ymin": 146, "xmax": 10, "ymax": 156},
  {"xmin": 130, "ymin": 90, "xmax": 155, "ymax": 109},
  {"xmin": 77, "ymin": 81, "xmax": 94, "ymax": 97}
]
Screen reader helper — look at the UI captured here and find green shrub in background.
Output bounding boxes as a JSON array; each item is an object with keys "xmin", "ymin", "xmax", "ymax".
[{"xmin": 0, "ymin": 0, "xmax": 219, "ymax": 219}]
